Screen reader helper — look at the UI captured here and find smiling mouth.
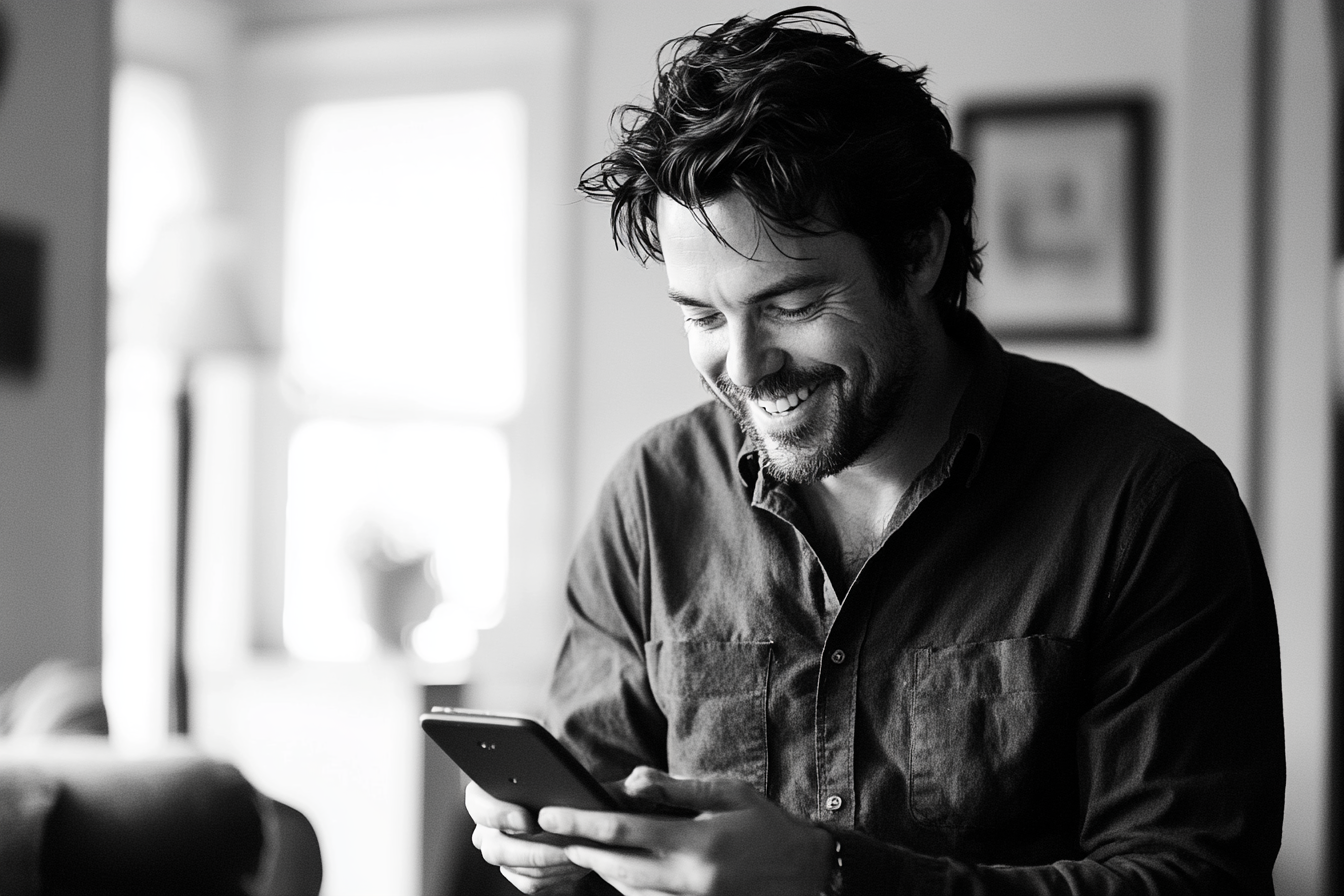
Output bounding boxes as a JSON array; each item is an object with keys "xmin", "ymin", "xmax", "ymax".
[{"xmin": 756, "ymin": 385, "xmax": 814, "ymax": 416}]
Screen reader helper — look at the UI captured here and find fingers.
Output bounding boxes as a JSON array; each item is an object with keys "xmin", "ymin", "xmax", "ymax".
[
  {"xmin": 474, "ymin": 824, "xmax": 592, "ymax": 896},
  {"xmin": 565, "ymin": 842, "xmax": 700, "ymax": 894},
  {"xmin": 538, "ymin": 806, "xmax": 679, "ymax": 851},
  {"xmin": 499, "ymin": 868, "xmax": 555, "ymax": 894},
  {"xmin": 466, "ymin": 782, "xmax": 592, "ymax": 892},
  {"xmin": 465, "ymin": 780, "xmax": 538, "ymax": 834},
  {"xmin": 500, "ymin": 866, "xmax": 590, "ymax": 895},
  {"xmin": 623, "ymin": 766, "xmax": 759, "ymax": 813},
  {"xmin": 473, "ymin": 825, "xmax": 572, "ymax": 867}
]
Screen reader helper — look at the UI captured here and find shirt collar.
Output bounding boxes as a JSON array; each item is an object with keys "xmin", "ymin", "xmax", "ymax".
[
  {"xmin": 941, "ymin": 306, "xmax": 1006, "ymax": 485},
  {"xmin": 734, "ymin": 306, "xmax": 1007, "ymax": 491}
]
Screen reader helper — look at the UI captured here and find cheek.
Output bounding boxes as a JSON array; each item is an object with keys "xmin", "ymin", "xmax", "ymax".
[
  {"xmin": 685, "ymin": 332, "xmax": 725, "ymax": 382},
  {"xmin": 784, "ymin": 330, "xmax": 856, "ymax": 379}
]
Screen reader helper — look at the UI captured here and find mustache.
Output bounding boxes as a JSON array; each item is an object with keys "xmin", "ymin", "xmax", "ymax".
[{"xmin": 713, "ymin": 367, "xmax": 833, "ymax": 404}]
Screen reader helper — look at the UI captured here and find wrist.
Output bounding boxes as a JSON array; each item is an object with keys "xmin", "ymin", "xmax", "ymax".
[{"xmin": 810, "ymin": 826, "xmax": 841, "ymax": 896}]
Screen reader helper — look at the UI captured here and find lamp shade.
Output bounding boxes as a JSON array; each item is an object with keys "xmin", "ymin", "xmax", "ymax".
[{"xmin": 111, "ymin": 214, "xmax": 266, "ymax": 358}]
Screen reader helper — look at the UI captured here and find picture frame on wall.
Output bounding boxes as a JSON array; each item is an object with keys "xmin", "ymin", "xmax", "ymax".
[
  {"xmin": 0, "ymin": 223, "xmax": 43, "ymax": 378},
  {"xmin": 959, "ymin": 96, "xmax": 1154, "ymax": 340}
]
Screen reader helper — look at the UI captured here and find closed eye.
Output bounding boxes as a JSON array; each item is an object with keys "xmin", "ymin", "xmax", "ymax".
[
  {"xmin": 772, "ymin": 303, "xmax": 817, "ymax": 321},
  {"xmin": 683, "ymin": 311, "xmax": 723, "ymax": 330}
]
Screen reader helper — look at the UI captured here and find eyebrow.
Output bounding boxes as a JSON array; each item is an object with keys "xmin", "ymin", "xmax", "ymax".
[{"xmin": 668, "ymin": 272, "xmax": 829, "ymax": 309}]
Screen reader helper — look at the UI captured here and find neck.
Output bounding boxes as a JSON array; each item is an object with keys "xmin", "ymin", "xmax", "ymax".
[
  {"xmin": 797, "ymin": 314, "xmax": 972, "ymax": 590},
  {"xmin": 813, "ymin": 312, "xmax": 972, "ymax": 508}
]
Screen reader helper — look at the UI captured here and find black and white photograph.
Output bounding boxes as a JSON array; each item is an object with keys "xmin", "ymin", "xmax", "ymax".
[{"xmin": 0, "ymin": 3, "xmax": 1336, "ymax": 896}]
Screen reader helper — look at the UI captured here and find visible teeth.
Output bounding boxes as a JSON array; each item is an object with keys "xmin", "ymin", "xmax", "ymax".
[{"xmin": 757, "ymin": 385, "xmax": 815, "ymax": 415}]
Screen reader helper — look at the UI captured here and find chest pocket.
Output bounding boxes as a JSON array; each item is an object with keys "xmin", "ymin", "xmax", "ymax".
[
  {"xmin": 909, "ymin": 636, "xmax": 1079, "ymax": 830},
  {"xmin": 645, "ymin": 639, "xmax": 772, "ymax": 793}
]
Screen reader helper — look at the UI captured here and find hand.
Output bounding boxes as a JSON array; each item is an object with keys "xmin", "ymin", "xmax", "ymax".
[
  {"xmin": 539, "ymin": 767, "xmax": 833, "ymax": 896},
  {"xmin": 465, "ymin": 780, "xmax": 591, "ymax": 894}
]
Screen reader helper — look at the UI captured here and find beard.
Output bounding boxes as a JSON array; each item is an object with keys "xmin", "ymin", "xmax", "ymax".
[{"xmin": 706, "ymin": 304, "xmax": 926, "ymax": 484}]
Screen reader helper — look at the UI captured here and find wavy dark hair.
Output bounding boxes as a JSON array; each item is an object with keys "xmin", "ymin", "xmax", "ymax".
[{"xmin": 578, "ymin": 6, "xmax": 981, "ymax": 308}]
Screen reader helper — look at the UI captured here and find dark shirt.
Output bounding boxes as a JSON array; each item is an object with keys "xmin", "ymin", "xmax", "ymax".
[{"xmin": 548, "ymin": 311, "xmax": 1285, "ymax": 894}]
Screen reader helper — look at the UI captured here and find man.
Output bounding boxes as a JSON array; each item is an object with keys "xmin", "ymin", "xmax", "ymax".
[{"xmin": 468, "ymin": 8, "xmax": 1285, "ymax": 894}]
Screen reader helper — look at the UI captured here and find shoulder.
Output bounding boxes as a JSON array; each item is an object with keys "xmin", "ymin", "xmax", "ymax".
[
  {"xmin": 988, "ymin": 353, "xmax": 1248, "ymax": 531},
  {"xmin": 575, "ymin": 400, "xmax": 747, "ymax": 568},
  {"xmin": 586, "ymin": 400, "xmax": 746, "ymax": 532},
  {"xmin": 1001, "ymin": 352, "xmax": 1223, "ymax": 475},
  {"xmin": 991, "ymin": 354, "xmax": 1269, "ymax": 621},
  {"xmin": 607, "ymin": 400, "xmax": 745, "ymax": 492}
]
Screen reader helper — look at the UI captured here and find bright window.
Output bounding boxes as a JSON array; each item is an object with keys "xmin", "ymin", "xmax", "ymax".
[
  {"xmin": 283, "ymin": 420, "xmax": 510, "ymax": 661},
  {"xmin": 279, "ymin": 90, "xmax": 527, "ymax": 666}
]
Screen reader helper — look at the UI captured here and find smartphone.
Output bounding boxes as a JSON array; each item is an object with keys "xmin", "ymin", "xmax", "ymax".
[{"xmin": 421, "ymin": 707, "xmax": 619, "ymax": 813}]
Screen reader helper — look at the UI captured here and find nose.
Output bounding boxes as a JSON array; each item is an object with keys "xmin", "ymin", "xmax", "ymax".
[{"xmin": 724, "ymin": 317, "xmax": 784, "ymax": 388}]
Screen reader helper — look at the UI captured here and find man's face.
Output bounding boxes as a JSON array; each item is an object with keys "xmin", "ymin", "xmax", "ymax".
[{"xmin": 658, "ymin": 192, "xmax": 934, "ymax": 484}]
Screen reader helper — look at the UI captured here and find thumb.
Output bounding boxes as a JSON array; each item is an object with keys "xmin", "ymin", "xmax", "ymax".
[{"xmin": 623, "ymin": 766, "xmax": 759, "ymax": 812}]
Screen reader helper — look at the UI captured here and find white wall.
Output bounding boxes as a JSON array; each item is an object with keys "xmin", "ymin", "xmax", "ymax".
[{"xmin": 0, "ymin": 1, "xmax": 110, "ymax": 686}]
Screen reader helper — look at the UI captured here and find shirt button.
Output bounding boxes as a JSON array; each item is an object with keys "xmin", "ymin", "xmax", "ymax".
[
  {"xmin": 825, "ymin": 794, "xmax": 844, "ymax": 811},
  {"xmin": 829, "ymin": 649, "xmax": 846, "ymax": 665}
]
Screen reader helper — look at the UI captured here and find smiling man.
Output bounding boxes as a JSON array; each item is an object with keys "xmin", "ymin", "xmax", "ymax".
[
  {"xmin": 664, "ymin": 191, "xmax": 954, "ymax": 486},
  {"xmin": 466, "ymin": 8, "xmax": 1284, "ymax": 895},
  {"xmin": 660, "ymin": 192, "xmax": 969, "ymax": 592}
]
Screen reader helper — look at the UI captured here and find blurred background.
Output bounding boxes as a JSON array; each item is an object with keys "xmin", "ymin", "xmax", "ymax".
[{"xmin": 0, "ymin": 0, "xmax": 1336, "ymax": 893}]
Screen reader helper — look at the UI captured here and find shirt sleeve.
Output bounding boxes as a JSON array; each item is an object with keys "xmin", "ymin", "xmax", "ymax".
[
  {"xmin": 828, "ymin": 458, "xmax": 1285, "ymax": 896},
  {"xmin": 545, "ymin": 452, "xmax": 669, "ymax": 784},
  {"xmin": 541, "ymin": 458, "xmax": 671, "ymax": 896}
]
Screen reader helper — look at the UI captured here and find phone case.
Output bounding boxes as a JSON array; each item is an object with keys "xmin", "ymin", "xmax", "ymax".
[{"xmin": 420, "ymin": 708, "xmax": 618, "ymax": 812}]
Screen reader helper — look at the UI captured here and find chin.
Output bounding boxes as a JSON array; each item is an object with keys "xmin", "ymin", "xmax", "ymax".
[{"xmin": 756, "ymin": 437, "xmax": 853, "ymax": 484}]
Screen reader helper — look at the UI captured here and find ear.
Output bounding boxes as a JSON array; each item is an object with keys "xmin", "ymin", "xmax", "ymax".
[{"xmin": 907, "ymin": 209, "xmax": 950, "ymax": 300}]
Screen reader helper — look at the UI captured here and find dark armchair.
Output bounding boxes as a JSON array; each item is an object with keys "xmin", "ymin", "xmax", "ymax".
[{"xmin": 0, "ymin": 662, "xmax": 321, "ymax": 896}]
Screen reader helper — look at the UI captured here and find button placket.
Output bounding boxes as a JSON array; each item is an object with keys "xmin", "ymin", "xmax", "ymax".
[{"xmin": 815, "ymin": 617, "xmax": 861, "ymax": 827}]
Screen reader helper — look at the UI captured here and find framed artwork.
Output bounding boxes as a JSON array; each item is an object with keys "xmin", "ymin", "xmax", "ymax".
[
  {"xmin": 960, "ymin": 96, "xmax": 1153, "ymax": 340},
  {"xmin": 0, "ymin": 223, "xmax": 43, "ymax": 378}
]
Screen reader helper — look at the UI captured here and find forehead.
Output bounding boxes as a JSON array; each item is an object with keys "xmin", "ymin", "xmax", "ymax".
[
  {"xmin": 656, "ymin": 192, "xmax": 869, "ymax": 299},
  {"xmin": 658, "ymin": 192, "xmax": 806, "ymax": 267}
]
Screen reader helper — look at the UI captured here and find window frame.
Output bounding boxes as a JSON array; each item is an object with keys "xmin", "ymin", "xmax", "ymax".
[{"xmin": 238, "ymin": 9, "xmax": 579, "ymax": 704}]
